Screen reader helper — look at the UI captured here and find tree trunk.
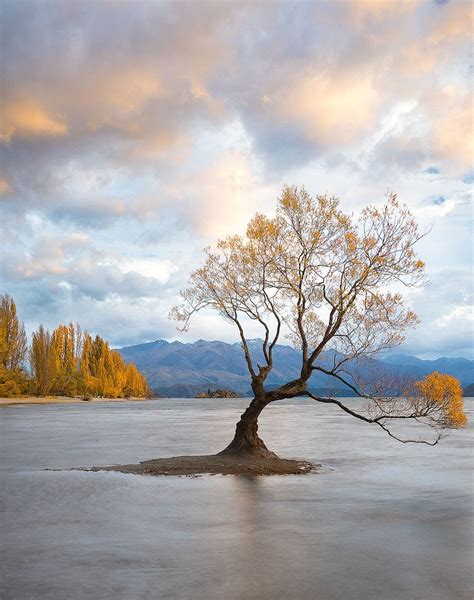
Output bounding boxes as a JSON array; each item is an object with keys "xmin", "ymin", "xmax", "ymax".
[{"xmin": 218, "ymin": 394, "xmax": 276, "ymax": 457}]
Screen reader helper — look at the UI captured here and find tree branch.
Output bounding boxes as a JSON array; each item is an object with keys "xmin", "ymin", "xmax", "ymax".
[{"xmin": 304, "ymin": 392, "xmax": 442, "ymax": 445}]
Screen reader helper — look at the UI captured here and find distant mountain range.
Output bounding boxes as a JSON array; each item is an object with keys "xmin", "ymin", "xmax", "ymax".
[{"xmin": 118, "ymin": 339, "xmax": 474, "ymax": 398}]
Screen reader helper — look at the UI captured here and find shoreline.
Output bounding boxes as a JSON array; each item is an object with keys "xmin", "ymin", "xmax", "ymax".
[{"xmin": 0, "ymin": 396, "xmax": 153, "ymax": 407}]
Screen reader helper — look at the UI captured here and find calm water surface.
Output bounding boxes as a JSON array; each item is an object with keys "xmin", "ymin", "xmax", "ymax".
[{"xmin": 1, "ymin": 398, "xmax": 473, "ymax": 600}]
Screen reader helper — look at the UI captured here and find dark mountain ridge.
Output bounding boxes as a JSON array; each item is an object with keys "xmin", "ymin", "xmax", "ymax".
[{"xmin": 118, "ymin": 339, "xmax": 474, "ymax": 398}]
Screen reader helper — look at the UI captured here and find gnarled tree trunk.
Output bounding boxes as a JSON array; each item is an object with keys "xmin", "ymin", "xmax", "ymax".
[{"xmin": 218, "ymin": 394, "xmax": 276, "ymax": 457}]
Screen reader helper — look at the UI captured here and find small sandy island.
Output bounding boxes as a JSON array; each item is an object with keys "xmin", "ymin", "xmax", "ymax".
[
  {"xmin": 0, "ymin": 396, "xmax": 152, "ymax": 406},
  {"xmin": 77, "ymin": 454, "xmax": 319, "ymax": 477}
]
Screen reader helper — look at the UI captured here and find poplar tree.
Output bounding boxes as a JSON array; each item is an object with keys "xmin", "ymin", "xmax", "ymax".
[
  {"xmin": 0, "ymin": 294, "xmax": 27, "ymax": 371},
  {"xmin": 0, "ymin": 295, "xmax": 29, "ymax": 396},
  {"xmin": 30, "ymin": 325, "xmax": 56, "ymax": 396},
  {"xmin": 78, "ymin": 332, "xmax": 148, "ymax": 398},
  {"xmin": 51, "ymin": 322, "xmax": 82, "ymax": 395},
  {"xmin": 0, "ymin": 296, "xmax": 148, "ymax": 399}
]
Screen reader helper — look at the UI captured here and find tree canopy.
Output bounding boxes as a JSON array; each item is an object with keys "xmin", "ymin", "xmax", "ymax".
[
  {"xmin": 29, "ymin": 322, "xmax": 149, "ymax": 398},
  {"xmin": 0, "ymin": 294, "xmax": 148, "ymax": 399},
  {"xmin": 0, "ymin": 294, "xmax": 27, "ymax": 371},
  {"xmin": 0, "ymin": 294, "xmax": 29, "ymax": 396},
  {"xmin": 172, "ymin": 186, "xmax": 467, "ymax": 453}
]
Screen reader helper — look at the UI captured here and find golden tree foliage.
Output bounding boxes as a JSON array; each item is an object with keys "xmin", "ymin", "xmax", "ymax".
[
  {"xmin": 30, "ymin": 325, "xmax": 56, "ymax": 396},
  {"xmin": 172, "ymin": 187, "xmax": 426, "ymax": 389},
  {"xmin": 415, "ymin": 371, "xmax": 467, "ymax": 428},
  {"xmin": 79, "ymin": 333, "xmax": 148, "ymax": 398},
  {"xmin": 124, "ymin": 363, "xmax": 148, "ymax": 398},
  {"xmin": 51, "ymin": 323, "xmax": 82, "ymax": 396},
  {"xmin": 0, "ymin": 294, "xmax": 148, "ymax": 400},
  {"xmin": 0, "ymin": 294, "xmax": 27, "ymax": 371},
  {"xmin": 0, "ymin": 295, "xmax": 29, "ymax": 396},
  {"xmin": 25, "ymin": 318, "xmax": 148, "ymax": 399},
  {"xmin": 0, "ymin": 370, "xmax": 21, "ymax": 397},
  {"xmin": 172, "ymin": 186, "xmax": 466, "ymax": 449}
]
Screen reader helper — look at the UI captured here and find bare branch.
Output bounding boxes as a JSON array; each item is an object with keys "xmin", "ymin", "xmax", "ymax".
[{"xmin": 304, "ymin": 392, "xmax": 443, "ymax": 446}]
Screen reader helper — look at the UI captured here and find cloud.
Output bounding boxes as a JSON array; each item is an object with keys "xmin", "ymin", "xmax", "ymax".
[
  {"xmin": 172, "ymin": 149, "xmax": 267, "ymax": 238},
  {"xmin": 462, "ymin": 170, "xmax": 474, "ymax": 184},
  {"xmin": 1, "ymin": 101, "xmax": 68, "ymax": 142},
  {"xmin": 0, "ymin": 176, "xmax": 12, "ymax": 196},
  {"xmin": 436, "ymin": 305, "xmax": 474, "ymax": 328},
  {"xmin": 0, "ymin": 0, "xmax": 471, "ymax": 356},
  {"xmin": 431, "ymin": 97, "xmax": 472, "ymax": 172},
  {"xmin": 13, "ymin": 238, "xmax": 69, "ymax": 279},
  {"xmin": 349, "ymin": 0, "xmax": 421, "ymax": 22},
  {"xmin": 263, "ymin": 73, "xmax": 379, "ymax": 147},
  {"xmin": 404, "ymin": 290, "xmax": 474, "ymax": 358},
  {"xmin": 48, "ymin": 196, "xmax": 129, "ymax": 227},
  {"xmin": 3, "ymin": 231, "xmax": 175, "ymax": 302}
]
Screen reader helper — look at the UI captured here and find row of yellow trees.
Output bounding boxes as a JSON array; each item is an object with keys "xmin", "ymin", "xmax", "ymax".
[{"xmin": 0, "ymin": 294, "xmax": 148, "ymax": 398}]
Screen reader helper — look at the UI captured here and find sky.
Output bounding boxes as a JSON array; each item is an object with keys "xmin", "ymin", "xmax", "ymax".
[{"xmin": 0, "ymin": 0, "xmax": 472, "ymax": 358}]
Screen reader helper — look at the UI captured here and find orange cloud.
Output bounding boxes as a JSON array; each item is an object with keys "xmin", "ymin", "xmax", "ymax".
[
  {"xmin": 0, "ymin": 177, "xmax": 12, "ymax": 196},
  {"xmin": 14, "ymin": 238, "xmax": 68, "ymax": 279},
  {"xmin": 433, "ymin": 102, "xmax": 473, "ymax": 172},
  {"xmin": 268, "ymin": 73, "xmax": 379, "ymax": 145},
  {"xmin": 170, "ymin": 150, "xmax": 268, "ymax": 238},
  {"xmin": 427, "ymin": 2, "xmax": 472, "ymax": 44},
  {"xmin": 350, "ymin": 0, "xmax": 420, "ymax": 23},
  {"xmin": 1, "ymin": 101, "xmax": 68, "ymax": 142},
  {"xmin": 84, "ymin": 69, "xmax": 163, "ymax": 131}
]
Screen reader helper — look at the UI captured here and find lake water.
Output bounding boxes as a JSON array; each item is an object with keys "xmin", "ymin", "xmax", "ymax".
[{"xmin": 1, "ymin": 398, "xmax": 473, "ymax": 600}]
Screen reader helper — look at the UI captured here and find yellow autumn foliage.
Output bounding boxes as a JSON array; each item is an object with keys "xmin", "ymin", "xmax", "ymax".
[
  {"xmin": 79, "ymin": 332, "xmax": 148, "ymax": 398},
  {"xmin": 27, "ymin": 320, "xmax": 149, "ymax": 399},
  {"xmin": 1, "ymin": 294, "xmax": 152, "ymax": 400},
  {"xmin": 0, "ymin": 295, "xmax": 31, "ymax": 396},
  {"xmin": 416, "ymin": 371, "xmax": 467, "ymax": 428}
]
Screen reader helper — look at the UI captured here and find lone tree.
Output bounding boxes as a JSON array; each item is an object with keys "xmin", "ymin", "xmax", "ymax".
[{"xmin": 171, "ymin": 186, "xmax": 467, "ymax": 459}]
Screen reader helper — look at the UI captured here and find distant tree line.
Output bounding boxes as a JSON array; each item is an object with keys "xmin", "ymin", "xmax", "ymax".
[{"xmin": 0, "ymin": 294, "xmax": 148, "ymax": 398}]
